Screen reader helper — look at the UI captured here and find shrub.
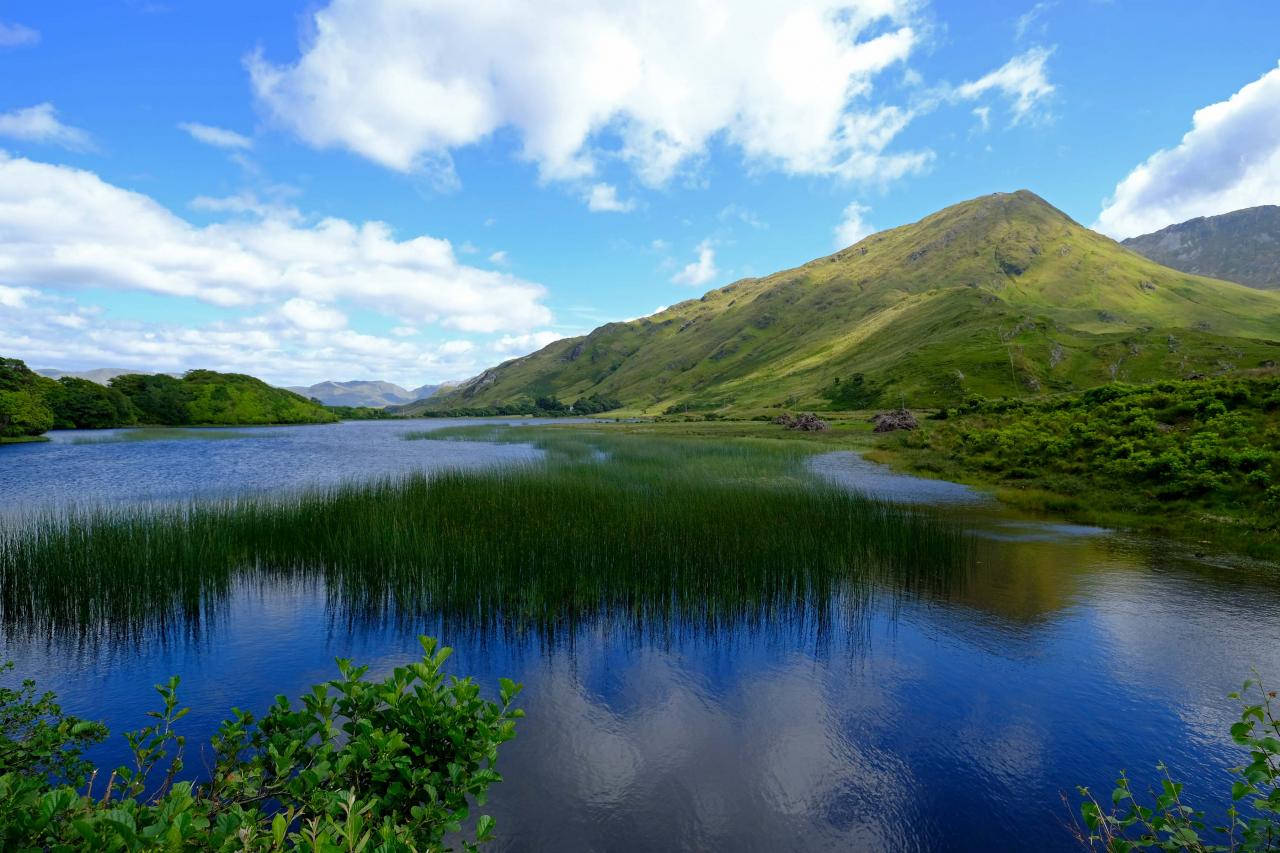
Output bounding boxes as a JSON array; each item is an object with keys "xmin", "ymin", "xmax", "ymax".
[
  {"xmin": 0, "ymin": 637, "xmax": 523, "ymax": 851},
  {"xmin": 1076, "ymin": 677, "xmax": 1279, "ymax": 852}
]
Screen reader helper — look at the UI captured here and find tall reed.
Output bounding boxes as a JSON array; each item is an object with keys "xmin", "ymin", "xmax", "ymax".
[{"xmin": 0, "ymin": 428, "xmax": 972, "ymax": 644}]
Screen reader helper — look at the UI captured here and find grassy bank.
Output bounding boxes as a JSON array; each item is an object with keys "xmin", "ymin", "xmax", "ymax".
[
  {"xmin": 868, "ymin": 374, "xmax": 1280, "ymax": 556},
  {"xmin": 0, "ymin": 430, "xmax": 970, "ymax": 642}
]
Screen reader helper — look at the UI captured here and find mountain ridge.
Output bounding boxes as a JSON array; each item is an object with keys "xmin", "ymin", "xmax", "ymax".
[
  {"xmin": 1121, "ymin": 205, "xmax": 1280, "ymax": 290},
  {"xmin": 409, "ymin": 190, "xmax": 1280, "ymax": 414}
]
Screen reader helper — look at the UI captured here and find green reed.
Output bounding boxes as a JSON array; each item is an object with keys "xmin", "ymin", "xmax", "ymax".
[{"xmin": 0, "ymin": 428, "xmax": 971, "ymax": 642}]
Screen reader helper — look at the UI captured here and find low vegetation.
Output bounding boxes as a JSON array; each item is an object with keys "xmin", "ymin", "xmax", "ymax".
[
  {"xmin": 410, "ymin": 393, "xmax": 622, "ymax": 419},
  {"xmin": 1076, "ymin": 677, "xmax": 1278, "ymax": 851},
  {"xmin": 0, "ymin": 358, "xmax": 336, "ymax": 439},
  {"xmin": 0, "ymin": 639, "xmax": 522, "ymax": 851},
  {"xmin": 878, "ymin": 374, "xmax": 1280, "ymax": 550},
  {"xmin": 0, "ymin": 429, "xmax": 969, "ymax": 642}
]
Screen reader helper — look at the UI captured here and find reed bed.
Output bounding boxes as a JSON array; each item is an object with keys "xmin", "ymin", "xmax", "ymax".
[{"xmin": 0, "ymin": 428, "xmax": 972, "ymax": 643}]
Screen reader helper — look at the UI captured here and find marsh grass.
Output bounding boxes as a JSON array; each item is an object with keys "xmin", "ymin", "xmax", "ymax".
[{"xmin": 0, "ymin": 427, "xmax": 971, "ymax": 644}]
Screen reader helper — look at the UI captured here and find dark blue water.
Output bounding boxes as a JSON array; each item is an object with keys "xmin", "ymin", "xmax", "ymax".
[{"xmin": 2, "ymin": 422, "xmax": 1278, "ymax": 851}]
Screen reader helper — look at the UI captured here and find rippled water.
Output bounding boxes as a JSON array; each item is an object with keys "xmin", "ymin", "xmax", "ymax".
[{"xmin": 2, "ymin": 422, "xmax": 1278, "ymax": 851}]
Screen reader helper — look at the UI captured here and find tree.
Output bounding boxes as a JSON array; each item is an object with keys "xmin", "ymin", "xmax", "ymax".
[
  {"xmin": 45, "ymin": 377, "xmax": 136, "ymax": 429},
  {"xmin": 0, "ymin": 359, "xmax": 55, "ymax": 438}
]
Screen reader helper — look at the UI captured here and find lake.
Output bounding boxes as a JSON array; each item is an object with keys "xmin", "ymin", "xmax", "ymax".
[{"xmin": 2, "ymin": 419, "xmax": 1277, "ymax": 851}]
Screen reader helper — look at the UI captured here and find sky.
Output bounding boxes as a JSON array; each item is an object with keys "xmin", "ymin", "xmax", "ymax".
[{"xmin": 1, "ymin": 0, "xmax": 1278, "ymax": 388}]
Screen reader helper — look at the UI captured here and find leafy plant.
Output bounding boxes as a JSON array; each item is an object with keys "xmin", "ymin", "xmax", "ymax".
[
  {"xmin": 1076, "ymin": 677, "xmax": 1279, "ymax": 852},
  {"xmin": 0, "ymin": 637, "xmax": 523, "ymax": 851}
]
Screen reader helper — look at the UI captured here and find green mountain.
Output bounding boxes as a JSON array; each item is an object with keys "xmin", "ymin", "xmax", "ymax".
[
  {"xmin": 0, "ymin": 359, "xmax": 337, "ymax": 438},
  {"xmin": 1121, "ymin": 205, "xmax": 1280, "ymax": 290},
  {"xmin": 411, "ymin": 191, "xmax": 1280, "ymax": 415}
]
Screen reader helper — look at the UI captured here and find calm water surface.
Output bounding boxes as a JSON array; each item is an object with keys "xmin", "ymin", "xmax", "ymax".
[{"xmin": 2, "ymin": 420, "xmax": 1278, "ymax": 851}]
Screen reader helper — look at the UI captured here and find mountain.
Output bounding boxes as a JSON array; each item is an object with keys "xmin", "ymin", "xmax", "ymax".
[
  {"xmin": 409, "ymin": 191, "xmax": 1280, "ymax": 415},
  {"xmin": 1122, "ymin": 206, "xmax": 1280, "ymax": 290},
  {"xmin": 285, "ymin": 380, "xmax": 448, "ymax": 408},
  {"xmin": 36, "ymin": 367, "xmax": 157, "ymax": 384}
]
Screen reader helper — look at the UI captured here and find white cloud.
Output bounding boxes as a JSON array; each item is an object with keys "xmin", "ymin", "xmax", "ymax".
[
  {"xmin": 0, "ymin": 292, "xmax": 487, "ymax": 387},
  {"xmin": 179, "ymin": 121, "xmax": 254, "ymax": 150},
  {"xmin": 971, "ymin": 106, "xmax": 991, "ymax": 131},
  {"xmin": 0, "ymin": 284, "xmax": 38, "ymax": 308},
  {"xmin": 247, "ymin": 0, "xmax": 929, "ymax": 187},
  {"xmin": 0, "ymin": 19, "xmax": 39, "ymax": 47},
  {"xmin": 833, "ymin": 201, "xmax": 874, "ymax": 248},
  {"xmin": 719, "ymin": 204, "xmax": 767, "ymax": 229},
  {"xmin": 1014, "ymin": 1, "xmax": 1054, "ymax": 41},
  {"xmin": 586, "ymin": 183, "xmax": 636, "ymax": 213},
  {"xmin": 493, "ymin": 330, "xmax": 563, "ymax": 355},
  {"xmin": 953, "ymin": 47, "xmax": 1054, "ymax": 123},
  {"xmin": 390, "ymin": 325, "xmax": 419, "ymax": 337},
  {"xmin": 488, "ymin": 250, "xmax": 509, "ymax": 265},
  {"xmin": 0, "ymin": 152, "xmax": 553, "ymax": 334},
  {"xmin": 0, "ymin": 104, "xmax": 93, "ymax": 150},
  {"xmin": 1096, "ymin": 61, "xmax": 1280, "ymax": 239},
  {"xmin": 672, "ymin": 240, "xmax": 718, "ymax": 287},
  {"xmin": 190, "ymin": 191, "xmax": 300, "ymax": 221},
  {"xmin": 280, "ymin": 297, "xmax": 347, "ymax": 331}
]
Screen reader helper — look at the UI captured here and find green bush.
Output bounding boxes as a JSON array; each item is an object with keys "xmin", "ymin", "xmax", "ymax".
[
  {"xmin": 1077, "ymin": 677, "xmax": 1279, "ymax": 852},
  {"xmin": 0, "ymin": 638, "xmax": 522, "ymax": 851}
]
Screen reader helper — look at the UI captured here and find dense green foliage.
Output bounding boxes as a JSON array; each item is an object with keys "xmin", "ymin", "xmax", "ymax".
[
  {"xmin": 412, "ymin": 191, "xmax": 1280, "ymax": 416},
  {"xmin": 0, "ymin": 429, "xmax": 969, "ymax": 642},
  {"xmin": 0, "ymin": 358, "xmax": 337, "ymax": 436},
  {"xmin": 0, "ymin": 358, "xmax": 54, "ymax": 439},
  {"xmin": 322, "ymin": 405, "xmax": 400, "ymax": 420},
  {"xmin": 0, "ymin": 639, "xmax": 521, "ymax": 851},
  {"xmin": 1077, "ymin": 678, "xmax": 1279, "ymax": 851},
  {"xmin": 885, "ymin": 374, "xmax": 1280, "ymax": 546},
  {"xmin": 411, "ymin": 393, "xmax": 621, "ymax": 419},
  {"xmin": 45, "ymin": 377, "xmax": 137, "ymax": 429}
]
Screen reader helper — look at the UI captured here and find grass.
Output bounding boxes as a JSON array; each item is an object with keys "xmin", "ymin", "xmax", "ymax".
[{"xmin": 0, "ymin": 428, "xmax": 971, "ymax": 644}]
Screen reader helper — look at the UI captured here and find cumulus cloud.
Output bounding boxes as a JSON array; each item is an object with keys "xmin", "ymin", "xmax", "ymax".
[
  {"xmin": 953, "ymin": 47, "xmax": 1054, "ymax": 123},
  {"xmin": 280, "ymin": 297, "xmax": 347, "ymax": 331},
  {"xmin": 672, "ymin": 240, "xmax": 718, "ymax": 287},
  {"xmin": 0, "ymin": 18, "xmax": 39, "ymax": 47},
  {"xmin": 247, "ymin": 0, "xmax": 930, "ymax": 187},
  {"xmin": 0, "ymin": 290, "xmax": 492, "ymax": 387},
  {"xmin": 1095, "ymin": 61, "xmax": 1280, "ymax": 239},
  {"xmin": 586, "ymin": 183, "xmax": 635, "ymax": 213},
  {"xmin": 0, "ymin": 284, "xmax": 38, "ymax": 308},
  {"xmin": 833, "ymin": 201, "xmax": 874, "ymax": 248},
  {"xmin": 0, "ymin": 152, "xmax": 552, "ymax": 333},
  {"xmin": 179, "ymin": 121, "xmax": 254, "ymax": 150},
  {"xmin": 493, "ymin": 330, "xmax": 564, "ymax": 355},
  {"xmin": 0, "ymin": 104, "xmax": 93, "ymax": 150}
]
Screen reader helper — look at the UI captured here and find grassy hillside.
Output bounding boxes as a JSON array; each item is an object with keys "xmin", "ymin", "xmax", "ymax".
[
  {"xmin": 0, "ymin": 358, "xmax": 337, "ymax": 435},
  {"xmin": 412, "ymin": 191, "xmax": 1280, "ymax": 415}
]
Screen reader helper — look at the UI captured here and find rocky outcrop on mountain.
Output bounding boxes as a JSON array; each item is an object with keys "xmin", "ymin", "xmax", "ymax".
[{"xmin": 1122, "ymin": 206, "xmax": 1280, "ymax": 290}]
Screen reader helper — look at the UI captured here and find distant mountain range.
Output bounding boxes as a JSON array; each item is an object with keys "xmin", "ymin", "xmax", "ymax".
[
  {"xmin": 285, "ymin": 380, "xmax": 453, "ymax": 408},
  {"xmin": 35, "ymin": 367, "xmax": 164, "ymax": 384},
  {"xmin": 411, "ymin": 190, "xmax": 1280, "ymax": 415},
  {"xmin": 1122, "ymin": 206, "xmax": 1280, "ymax": 290}
]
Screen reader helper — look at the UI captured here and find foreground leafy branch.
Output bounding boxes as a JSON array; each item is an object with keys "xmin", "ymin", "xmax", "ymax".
[
  {"xmin": 1077, "ymin": 678, "xmax": 1279, "ymax": 852},
  {"xmin": 0, "ymin": 637, "xmax": 523, "ymax": 851}
]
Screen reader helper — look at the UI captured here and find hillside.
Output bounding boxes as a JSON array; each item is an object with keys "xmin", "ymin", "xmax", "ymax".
[
  {"xmin": 412, "ymin": 191, "xmax": 1280, "ymax": 415},
  {"xmin": 1122, "ymin": 206, "xmax": 1280, "ymax": 290},
  {"xmin": 1, "ymin": 359, "xmax": 336, "ymax": 437}
]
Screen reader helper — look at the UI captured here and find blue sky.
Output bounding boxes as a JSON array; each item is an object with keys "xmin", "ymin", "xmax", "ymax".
[{"xmin": 1, "ymin": 0, "xmax": 1278, "ymax": 386}]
